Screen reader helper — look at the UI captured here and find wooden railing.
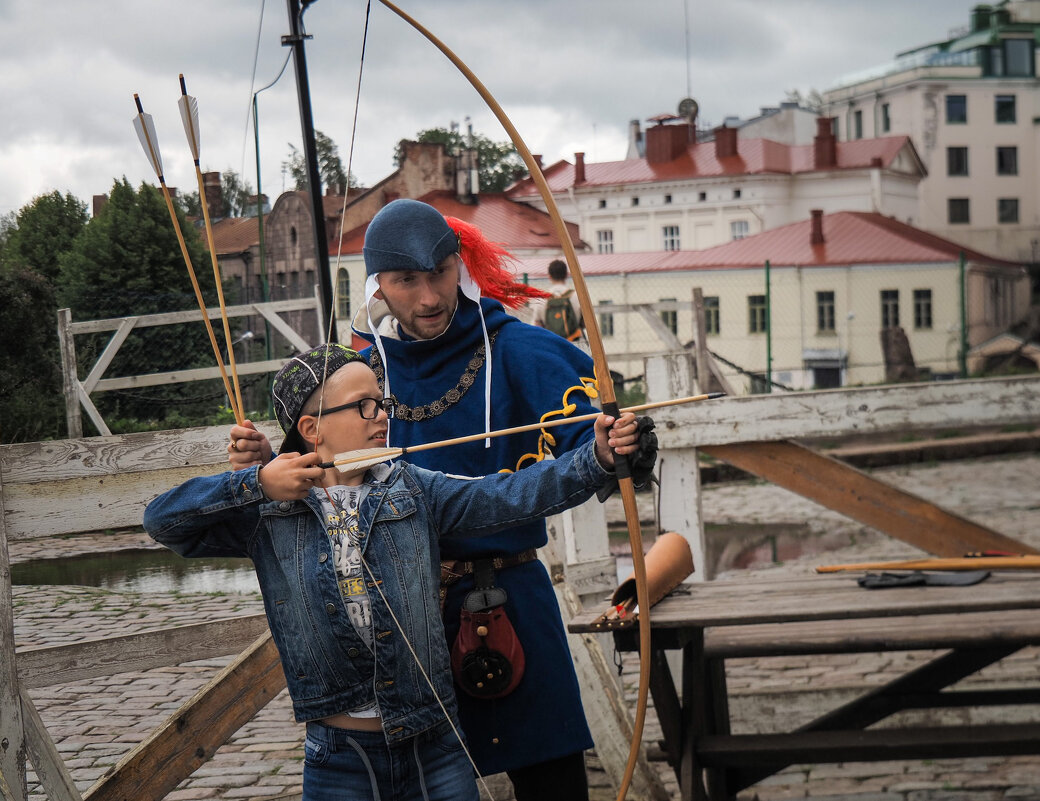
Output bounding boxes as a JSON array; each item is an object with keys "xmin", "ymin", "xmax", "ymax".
[{"xmin": 2, "ymin": 371, "xmax": 1039, "ymax": 801}]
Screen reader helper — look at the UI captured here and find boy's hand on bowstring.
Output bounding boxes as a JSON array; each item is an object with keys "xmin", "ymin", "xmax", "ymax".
[
  {"xmin": 593, "ymin": 411, "xmax": 640, "ymax": 468},
  {"xmin": 257, "ymin": 452, "xmax": 325, "ymax": 501},
  {"xmin": 228, "ymin": 420, "xmax": 273, "ymax": 468}
]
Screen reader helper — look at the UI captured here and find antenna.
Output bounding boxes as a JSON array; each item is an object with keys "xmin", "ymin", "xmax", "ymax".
[{"xmin": 684, "ymin": 0, "xmax": 692, "ymax": 99}]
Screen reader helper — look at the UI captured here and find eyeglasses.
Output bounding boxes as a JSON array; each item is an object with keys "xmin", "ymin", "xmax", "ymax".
[{"xmin": 318, "ymin": 396, "xmax": 398, "ymax": 420}]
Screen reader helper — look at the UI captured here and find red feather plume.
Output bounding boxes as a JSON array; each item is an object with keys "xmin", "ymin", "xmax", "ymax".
[{"xmin": 445, "ymin": 216, "xmax": 551, "ymax": 309}]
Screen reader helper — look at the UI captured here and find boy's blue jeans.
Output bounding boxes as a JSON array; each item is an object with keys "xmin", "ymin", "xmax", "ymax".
[{"xmin": 303, "ymin": 720, "xmax": 480, "ymax": 801}]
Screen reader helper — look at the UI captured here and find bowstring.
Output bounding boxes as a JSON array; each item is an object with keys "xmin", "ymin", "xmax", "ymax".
[
  {"xmin": 357, "ymin": 547, "xmax": 495, "ymax": 801},
  {"xmin": 313, "ymin": 6, "xmax": 493, "ymax": 795}
]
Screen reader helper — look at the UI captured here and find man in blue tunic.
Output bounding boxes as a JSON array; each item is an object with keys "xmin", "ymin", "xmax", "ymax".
[{"xmin": 230, "ymin": 199, "xmax": 636, "ymax": 800}]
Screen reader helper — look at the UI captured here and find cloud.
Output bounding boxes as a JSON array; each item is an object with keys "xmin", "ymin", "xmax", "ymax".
[{"xmin": 0, "ymin": 0, "xmax": 980, "ymax": 216}]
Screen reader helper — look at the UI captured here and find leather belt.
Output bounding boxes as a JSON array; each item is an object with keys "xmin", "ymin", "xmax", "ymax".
[{"xmin": 439, "ymin": 549, "xmax": 538, "ymax": 607}]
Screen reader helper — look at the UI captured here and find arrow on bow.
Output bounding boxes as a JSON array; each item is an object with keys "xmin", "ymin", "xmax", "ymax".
[
  {"xmin": 376, "ymin": 4, "xmax": 654, "ymax": 797},
  {"xmin": 320, "ymin": 392, "xmax": 725, "ymax": 472},
  {"xmin": 178, "ymin": 74, "xmax": 246, "ymax": 424},
  {"xmin": 132, "ymin": 93, "xmax": 244, "ymax": 425}
]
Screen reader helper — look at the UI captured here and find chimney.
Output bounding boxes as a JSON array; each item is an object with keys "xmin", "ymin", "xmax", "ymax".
[
  {"xmin": 455, "ymin": 147, "xmax": 479, "ymax": 204},
  {"xmin": 203, "ymin": 171, "xmax": 223, "ymax": 219},
  {"xmin": 813, "ymin": 117, "xmax": 837, "ymax": 169},
  {"xmin": 532, "ymin": 154, "xmax": 543, "ymax": 171},
  {"xmin": 574, "ymin": 152, "xmax": 586, "ymax": 184},
  {"xmin": 627, "ymin": 118, "xmax": 644, "ymax": 159},
  {"xmin": 92, "ymin": 194, "xmax": 107, "ymax": 218},
  {"xmin": 810, "ymin": 209, "xmax": 824, "ymax": 245},
  {"xmin": 714, "ymin": 125, "xmax": 738, "ymax": 159},
  {"xmin": 645, "ymin": 123, "xmax": 691, "ymax": 164}
]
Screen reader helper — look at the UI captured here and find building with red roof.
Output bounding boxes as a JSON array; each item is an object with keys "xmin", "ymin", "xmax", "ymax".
[
  {"xmin": 506, "ymin": 117, "xmax": 926, "ymax": 257},
  {"xmin": 513, "ymin": 210, "xmax": 1029, "ymax": 389}
]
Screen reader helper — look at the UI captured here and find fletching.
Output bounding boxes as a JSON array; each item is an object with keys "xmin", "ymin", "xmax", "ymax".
[
  {"xmin": 178, "ymin": 75, "xmax": 201, "ymax": 162},
  {"xmin": 325, "ymin": 447, "xmax": 405, "ymax": 473},
  {"xmin": 132, "ymin": 95, "xmax": 164, "ymax": 180}
]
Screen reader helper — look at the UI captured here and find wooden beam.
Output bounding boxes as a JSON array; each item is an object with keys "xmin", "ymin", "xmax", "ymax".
[
  {"xmin": 655, "ymin": 375, "xmax": 1040, "ymax": 446},
  {"xmin": 84, "ymin": 633, "xmax": 286, "ymax": 801},
  {"xmin": 20, "ymin": 690, "xmax": 81, "ymax": 801},
  {"xmin": 700, "ymin": 440, "xmax": 1037, "ymax": 557},
  {"xmin": 0, "ymin": 471, "xmax": 27, "ymax": 801},
  {"xmin": 17, "ymin": 615, "xmax": 269, "ymax": 690},
  {"xmin": 698, "ymin": 722, "xmax": 1040, "ymax": 767}
]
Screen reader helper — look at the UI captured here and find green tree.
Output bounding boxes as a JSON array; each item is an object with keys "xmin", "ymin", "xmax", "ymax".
[
  {"xmin": 284, "ymin": 130, "xmax": 358, "ymax": 194},
  {"xmin": 395, "ymin": 127, "xmax": 526, "ymax": 192},
  {"xmin": 59, "ymin": 179, "xmax": 225, "ymax": 428},
  {"xmin": 3, "ymin": 191, "xmax": 88, "ymax": 282},
  {"xmin": 0, "ymin": 264, "xmax": 65, "ymax": 443},
  {"xmin": 177, "ymin": 169, "xmax": 256, "ymax": 218}
]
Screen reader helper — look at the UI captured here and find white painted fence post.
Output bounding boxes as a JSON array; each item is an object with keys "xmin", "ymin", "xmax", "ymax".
[{"xmin": 644, "ymin": 353, "xmax": 708, "ymax": 581}]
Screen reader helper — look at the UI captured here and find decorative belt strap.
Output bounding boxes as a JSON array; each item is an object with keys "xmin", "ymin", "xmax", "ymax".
[{"xmin": 438, "ymin": 549, "xmax": 538, "ymax": 608}]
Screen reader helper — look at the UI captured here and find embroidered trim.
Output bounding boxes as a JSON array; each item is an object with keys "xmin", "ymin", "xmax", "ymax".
[
  {"xmin": 370, "ymin": 330, "xmax": 498, "ymax": 422},
  {"xmin": 504, "ymin": 376, "xmax": 600, "ymax": 473}
]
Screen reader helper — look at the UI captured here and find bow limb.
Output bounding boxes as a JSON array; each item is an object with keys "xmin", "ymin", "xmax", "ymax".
[{"xmin": 376, "ymin": 3, "xmax": 652, "ymax": 798}]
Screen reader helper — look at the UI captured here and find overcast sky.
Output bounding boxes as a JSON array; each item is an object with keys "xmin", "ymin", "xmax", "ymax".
[{"xmin": 0, "ymin": 0, "xmax": 982, "ymax": 219}]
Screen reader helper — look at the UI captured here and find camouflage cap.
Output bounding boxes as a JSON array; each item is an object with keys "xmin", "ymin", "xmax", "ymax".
[{"xmin": 272, "ymin": 344, "xmax": 367, "ymax": 453}]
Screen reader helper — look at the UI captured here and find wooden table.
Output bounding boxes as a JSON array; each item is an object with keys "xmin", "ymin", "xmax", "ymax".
[{"xmin": 569, "ymin": 572, "xmax": 1040, "ymax": 800}]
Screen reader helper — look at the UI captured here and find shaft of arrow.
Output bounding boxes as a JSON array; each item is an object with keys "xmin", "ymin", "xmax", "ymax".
[
  {"xmin": 817, "ymin": 556, "xmax": 1040, "ymax": 573},
  {"xmin": 321, "ymin": 391, "xmax": 724, "ymax": 469},
  {"xmin": 180, "ymin": 74, "xmax": 246, "ymax": 424}
]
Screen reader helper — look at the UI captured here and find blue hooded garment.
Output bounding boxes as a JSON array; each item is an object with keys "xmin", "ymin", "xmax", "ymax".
[{"xmin": 354, "ymin": 292, "xmax": 598, "ymax": 774}]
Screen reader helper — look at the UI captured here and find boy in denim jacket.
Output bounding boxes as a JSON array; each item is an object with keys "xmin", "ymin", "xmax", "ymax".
[{"xmin": 144, "ymin": 344, "xmax": 648, "ymax": 801}]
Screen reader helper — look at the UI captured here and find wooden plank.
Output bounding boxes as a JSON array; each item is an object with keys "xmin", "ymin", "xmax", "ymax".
[
  {"xmin": 20, "ymin": 690, "xmax": 82, "ymax": 801},
  {"xmin": 556, "ymin": 584, "xmax": 670, "ymax": 801},
  {"xmin": 0, "ymin": 469, "xmax": 28, "ymax": 801},
  {"xmin": 2, "ymin": 465, "xmax": 225, "ymax": 539},
  {"xmin": 17, "ymin": 615, "xmax": 270, "ymax": 689},
  {"xmin": 84, "ymin": 633, "xmax": 286, "ymax": 801},
  {"xmin": 634, "ymin": 304, "xmax": 683, "ymax": 351},
  {"xmin": 702, "ymin": 608, "xmax": 1040, "ymax": 658},
  {"xmin": 57, "ymin": 308, "xmax": 83, "ymax": 439},
  {"xmin": 92, "ymin": 358, "xmax": 287, "ymax": 393},
  {"xmin": 68, "ymin": 298, "xmax": 319, "ymax": 334},
  {"xmin": 697, "ymin": 722, "xmax": 1040, "ymax": 767},
  {"xmin": 0, "ymin": 422, "xmax": 284, "ymax": 484},
  {"xmin": 701, "ymin": 440, "xmax": 1036, "ymax": 557},
  {"xmin": 570, "ymin": 573, "xmax": 1040, "ymax": 630},
  {"xmin": 646, "ymin": 354, "xmax": 708, "ymax": 581},
  {"xmin": 254, "ymin": 305, "xmax": 311, "ymax": 352},
  {"xmin": 653, "ymin": 375, "xmax": 1040, "ymax": 446},
  {"xmin": 81, "ymin": 317, "xmax": 138, "ymax": 393}
]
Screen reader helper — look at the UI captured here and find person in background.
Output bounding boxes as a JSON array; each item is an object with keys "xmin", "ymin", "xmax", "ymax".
[{"xmin": 532, "ymin": 258, "xmax": 584, "ymax": 343}]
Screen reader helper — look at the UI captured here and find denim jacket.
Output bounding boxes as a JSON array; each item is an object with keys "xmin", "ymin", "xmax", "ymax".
[{"xmin": 143, "ymin": 440, "xmax": 610, "ymax": 743}]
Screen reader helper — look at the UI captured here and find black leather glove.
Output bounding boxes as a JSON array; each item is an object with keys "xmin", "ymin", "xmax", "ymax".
[{"xmin": 597, "ymin": 416, "xmax": 658, "ymax": 502}]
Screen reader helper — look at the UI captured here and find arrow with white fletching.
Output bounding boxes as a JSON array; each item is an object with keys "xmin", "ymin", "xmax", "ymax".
[
  {"xmin": 131, "ymin": 91, "xmax": 242, "ymax": 423},
  {"xmin": 177, "ymin": 74, "xmax": 245, "ymax": 424},
  {"xmin": 133, "ymin": 95, "xmax": 164, "ymax": 180},
  {"xmin": 318, "ymin": 392, "xmax": 725, "ymax": 472}
]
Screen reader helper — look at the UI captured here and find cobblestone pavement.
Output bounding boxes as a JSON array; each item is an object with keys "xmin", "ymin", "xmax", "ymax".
[{"xmin": 10, "ymin": 453, "xmax": 1040, "ymax": 800}]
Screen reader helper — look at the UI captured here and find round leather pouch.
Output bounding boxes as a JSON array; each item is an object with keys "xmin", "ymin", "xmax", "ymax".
[{"xmin": 450, "ymin": 606, "xmax": 526, "ymax": 699}]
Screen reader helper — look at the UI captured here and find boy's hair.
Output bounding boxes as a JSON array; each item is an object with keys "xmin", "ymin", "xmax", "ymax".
[
  {"xmin": 272, "ymin": 344, "xmax": 367, "ymax": 453},
  {"xmin": 547, "ymin": 259, "xmax": 568, "ymax": 283}
]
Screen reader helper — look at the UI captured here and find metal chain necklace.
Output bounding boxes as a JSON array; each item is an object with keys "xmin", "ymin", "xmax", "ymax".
[{"xmin": 370, "ymin": 330, "xmax": 498, "ymax": 421}]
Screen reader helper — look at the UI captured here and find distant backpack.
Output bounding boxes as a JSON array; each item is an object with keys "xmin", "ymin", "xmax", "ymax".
[{"xmin": 544, "ymin": 290, "xmax": 582, "ymax": 341}]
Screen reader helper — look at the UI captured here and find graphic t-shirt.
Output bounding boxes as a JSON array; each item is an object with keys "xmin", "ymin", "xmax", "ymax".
[{"xmin": 320, "ymin": 484, "xmax": 373, "ymax": 649}]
